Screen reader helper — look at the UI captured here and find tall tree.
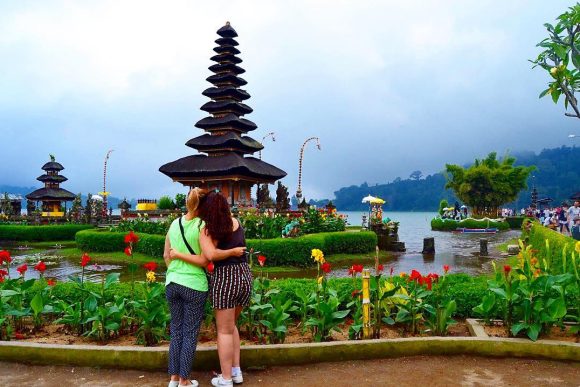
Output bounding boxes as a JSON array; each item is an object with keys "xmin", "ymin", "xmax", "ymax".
[
  {"xmin": 69, "ymin": 193, "xmax": 83, "ymax": 222},
  {"xmin": 275, "ymin": 181, "xmax": 290, "ymax": 212},
  {"xmin": 532, "ymin": 4, "xmax": 580, "ymax": 119},
  {"xmin": 257, "ymin": 184, "xmax": 274, "ymax": 208},
  {"xmin": 445, "ymin": 152, "xmax": 534, "ymax": 218}
]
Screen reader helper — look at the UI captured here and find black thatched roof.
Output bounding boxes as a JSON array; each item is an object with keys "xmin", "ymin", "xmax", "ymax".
[
  {"xmin": 209, "ymin": 63, "xmax": 245, "ymax": 75},
  {"xmin": 200, "ymin": 100, "xmax": 252, "ymax": 115},
  {"xmin": 37, "ymin": 174, "xmax": 68, "ymax": 183},
  {"xmin": 195, "ymin": 114, "xmax": 257, "ymax": 132},
  {"xmin": 186, "ymin": 133, "xmax": 263, "ymax": 154},
  {"xmin": 215, "ymin": 37, "xmax": 238, "ymax": 46},
  {"xmin": 213, "ymin": 45, "xmax": 241, "ymax": 55},
  {"xmin": 41, "ymin": 161, "xmax": 64, "ymax": 171},
  {"xmin": 206, "ymin": 73, "xmax": 247, "ymax": 87},
  {"xmin": 202, "ymin": 87, "xmax": 250, "ymax": 101},
  {"xmin": 210, "ymin": 53, "xmax": 243, "ymax": 64},
  {"xmin": 217, "ymin": 22, "xmax": 238, "ymax": 38},
  {"xmin": 26, "ymin": 187, "xmax": 76, "ymax": 201},
  {"xmin": 159, "ymin": 153, "xmax": 286, "ymax": 183}
]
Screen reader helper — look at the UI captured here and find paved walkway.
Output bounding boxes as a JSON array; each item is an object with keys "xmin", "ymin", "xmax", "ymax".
[{"xmin": 0, "ymin": 356, "xmax": 578, "ymax": 386}]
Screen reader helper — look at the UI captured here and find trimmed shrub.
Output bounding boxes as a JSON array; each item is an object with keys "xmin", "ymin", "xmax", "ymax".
[
  {"xmin": 505, "ymin": 216, "xmax": 529, "ymax": 230},
  {"xmin": 0, "ymin": 224, "xmax": 94, "ymax": 241},
  {"xmin": 77, "ymin": 229, "xmax": 376, "ymax": 267},
  {"xmin": 431, "ymin": 218, "xmax": 510, "ymax": 231},
  {"xmin": 75, "ymin": 229, "xmax": 165, "ymax": 257},
  {"xmin": 526, "ymin": 223, "xmax": 577, "ymax": 274},
  {"xmin": 247, "ymin": 231, "xmax": 377, "ymax": 267}
]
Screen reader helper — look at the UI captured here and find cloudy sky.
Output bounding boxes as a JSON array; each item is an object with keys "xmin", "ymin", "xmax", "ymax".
[{"xmin": 0, "ymin": 0, "xmax": 577, "ymax": 200}]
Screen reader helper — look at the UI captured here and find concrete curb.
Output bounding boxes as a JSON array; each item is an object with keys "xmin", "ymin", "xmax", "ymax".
[{"xmin": 1, "ymin": 337, "xmax": 578, "ymax": 371}]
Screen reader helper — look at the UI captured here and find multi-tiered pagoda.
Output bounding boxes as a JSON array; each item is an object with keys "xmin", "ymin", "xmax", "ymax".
[
  {"xmin": 26, "ymin": 155, "xmax": 76, "ymax": 216},
  {"xmin": 160, "ymin": 22, "xmax": 286, "ymax": 205}
]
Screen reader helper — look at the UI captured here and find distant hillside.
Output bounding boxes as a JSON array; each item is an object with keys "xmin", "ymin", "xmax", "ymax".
[{"xmin": 311, "ymin": 146, "xmax": 579, "ymax": 211}]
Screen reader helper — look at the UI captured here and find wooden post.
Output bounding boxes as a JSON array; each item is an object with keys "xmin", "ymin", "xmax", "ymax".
[
  {"xmin": 362, "ymin": 270, "xmax": 371, "ymax": 339},
  {"xmin": 422, "ymin": 237, "xmax": 435, "ymax": 254},
  {"xmin": 480, "ymin": 239, "xmax": 488, "ymax": 256}
]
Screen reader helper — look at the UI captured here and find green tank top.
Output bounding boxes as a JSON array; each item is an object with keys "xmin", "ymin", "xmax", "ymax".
[{"xmin": 165, "ymin": 216, "xmax": 208, "ymax": 292}]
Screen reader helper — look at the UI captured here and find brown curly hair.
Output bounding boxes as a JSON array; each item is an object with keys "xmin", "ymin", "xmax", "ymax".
[{"xmin": 198, "ymin": 191, "xmax": 233, "ymax": 242}]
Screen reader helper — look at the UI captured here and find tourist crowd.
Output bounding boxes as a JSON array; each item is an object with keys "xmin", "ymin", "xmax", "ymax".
[{"xmin": 521, "ymin": 200, "xmax": 580, "ymax": 240}]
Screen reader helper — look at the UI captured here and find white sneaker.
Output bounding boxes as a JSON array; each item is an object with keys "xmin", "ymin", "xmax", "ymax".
[
  {"xmin": 211, "ymin": 375, "xmax": 233, "ymax": 386},
  {"xmin": 168, "ymin": 381, "xmax": 179, "ymax": 387},
  {"xmin": 232, "ymin": 371, "xmax": 243, "ymax": 384},
  {"xmin": 176, "ymin": 381, "xmax": 199, "ymax": 387}
]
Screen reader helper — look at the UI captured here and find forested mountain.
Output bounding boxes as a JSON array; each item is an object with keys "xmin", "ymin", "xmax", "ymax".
[{"xmin": 311, "ymin": 146, "xmax": 579, "ymax": 211}]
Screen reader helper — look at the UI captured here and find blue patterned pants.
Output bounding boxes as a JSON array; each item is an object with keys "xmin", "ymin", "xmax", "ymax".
[{"xmin": 166, "ymin": 282, "xmax": 207, "ymax": 378}]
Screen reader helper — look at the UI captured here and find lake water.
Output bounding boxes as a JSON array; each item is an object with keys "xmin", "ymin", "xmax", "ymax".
[{"xmin": 1, "ymin": 211, "xmax": 520, "ymax": 281}]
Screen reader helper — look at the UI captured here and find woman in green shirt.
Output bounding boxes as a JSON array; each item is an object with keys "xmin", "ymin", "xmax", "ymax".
[{"xmin": 164, "ymin": 188, "xmax": 244, "ymax": 387}]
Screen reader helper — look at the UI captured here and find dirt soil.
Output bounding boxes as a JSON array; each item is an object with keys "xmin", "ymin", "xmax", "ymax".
[
  {"xmin": 0, "ymin": 356, "xmax": 578, "ymax": 386},
  {"xmin": 16, "ymin": 320, "xmax": 472, "ymax": 347},
  {"xmin": 483, "ymin": 322, "xmax": 579, "ymax": 343}
]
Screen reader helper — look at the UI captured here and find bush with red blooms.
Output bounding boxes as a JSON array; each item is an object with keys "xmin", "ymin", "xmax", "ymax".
[
  {"xmin": 16, "ymin": 264, "xmax": 27, "ymax": 277},
  {"xmin": 123, "ymin": 231, "xmax": 140, "ymax": 299},
  {"xmin": 80, "ymin": 253, "xmax": 91, "ymax": 267},
  {"xmin": 34, "ymin": 261, "xmax": 46, "ymax": 277},
  {"xmin": 143, "ymin": 262, "xmax": 158, "ymax": 272},
  {"xmin": 257, "ymin": 255, "xmax": 266, "ymax": 267}
]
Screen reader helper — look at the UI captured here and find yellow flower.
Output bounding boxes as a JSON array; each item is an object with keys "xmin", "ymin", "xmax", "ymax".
[
  {"xmin": 311, "ymin": 249, "xmax": 325, "ymax": 263},
  {"xmin": 317, "ymin": 276, "xmax": 323, "ymax": 285},
  {"xmin": 550, "ymin": 67, "xmax": 558, "ymax": 76},
  {"xmin": 399, "ymin": 272, "xmax": 407, "ymax": 278},
  {"xmin": 146, "ymin": 271, "xmax": 156, "ymax": 283},
  {"xmin": 575, "ymin": 241, "xmax": 580, "ymax": 254}
]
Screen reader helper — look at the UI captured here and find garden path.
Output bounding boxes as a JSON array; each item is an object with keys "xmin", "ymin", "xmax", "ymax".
[{"xmin": 0, "ymin": 355, "xmax": 578, "ymax": 386}]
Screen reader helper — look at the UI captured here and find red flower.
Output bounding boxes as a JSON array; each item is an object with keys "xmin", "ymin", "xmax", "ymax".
[
  {"xmin": 207, "ymin": 262, "xmax": 215, "ymax": 274},
  {"xmin": 321, "ymin": 262, "xmax": 331, "ymax": 273},
  {"xmin": 14, "ymin": 332, "xmax": 25, "ymax": 340},
  {"xmin": 351, "ymin": 289, "xmax": 361, "ymax": 298},
  {"xmin": 34, "ymin": 261, "xmax": 46, "ymax": 273},
  {"xmin": 443, "ymin": 265, "xmax": 450, "ymax": 274},
  {"xmin": 143, "ymin": 262, "xmax": 158, "ymax": 272},
  {"xmin": 124, "ymin": 231, "xmax": 139, "ymax": 244},
  {"xmin": 420, "ymin": 275, "xmax": 433, "ymax": 290},
  {"xmin": 257, "ymin": 255, "xmax": 267, "ymax": 267},
  {"xmin": 377, "ymin": 264, "xmax": 384, "ymax": 273},
  {"xmin": 503, "ymin": 265, "xmax": 511, "ymax": 275},
  {"xmin": 427, "ymin": 273, "xmax": 439, "ymax": 282},
  {"xmin": 124, "ymin": 246, "xmax": 132, "ymax": 256},
  {"xmin": 16, "ymin": 264, "xmax": 27, "ymax": 276},
  {"xmin": 0, "ymin": 250, "xmax": 11, "ymax": 264},
  {"xmin": 348, "ymin": 266, "xmax": 355, "ymax": 276},
  {"xmin": 353, "ymin": 264, "xmax": 364, "ymax": 273},
  {"xmin": 409, "ymin": 269, "xmax": 422, "ymax": 282},
  {"xmin": 47, "ymin": 278, "xmax": 56, "ymax": 286},
  {"xmin": 390, "ymin": 267, "xmax": 394, "ymax": 276},
  {"xmin": 80, "ymin": 253, "xmax": 91, "ymax": 267},
  {"xmin": 0, "ymin": 269, "xmax": 7, "ymax": 277}
]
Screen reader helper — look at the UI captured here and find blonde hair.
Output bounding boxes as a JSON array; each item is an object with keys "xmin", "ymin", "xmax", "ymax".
[{"xmin": 186, "ymin": 187, "xmax": 207, "ymax": 214}]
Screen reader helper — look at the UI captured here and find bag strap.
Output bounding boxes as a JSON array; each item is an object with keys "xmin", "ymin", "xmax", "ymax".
[{"xmin": 178, "ymin": 216, "xmax": 197, "ymax": 255}]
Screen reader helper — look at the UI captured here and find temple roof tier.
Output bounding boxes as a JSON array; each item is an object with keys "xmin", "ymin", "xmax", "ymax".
[
  {"xmin": 215, "ymin": 37, "xmax": 239, "ymax": 46},
  {"xmin": 209, "ymin": 63, "xmax": 245, "ymax": 75},
  {"xmin": 26, "ymin": 187, "xmax": 76, "ymax": 201},
  {"xmin": 160, "ymin": 153, "xmax": 286, "ymax": 183},
  {"xmin": 37, "ymin": 174, "xmax": 68, "ymax": 183},
  {"xmin": 210, "ymin": 53, "xmax": 243, "ymax": 64},
  {"xmin": 202, "ymin": 87, "xmax": 250, "ymax": 101},
  {"xmin": 200, "ymin": 100, "xmax": 253, "ymax": 115},
  {"xmin": 195, "ymin": 114, "xmax": 257, "ymax": 132},
  {"xmin": 185, "ymin": 132, "xmax": 263, "ymax": 154},
  {"xmin": 217, "ymin": 23, "xmax": 238, "ymax": 38},
  {"xmin": 213, "ymin": 45, "xmax": 241, "ymax": 55},
  {"xmin": 41, "ymin": 161, "xmax": 64, "ymax": 171},
  {"xmin": 206, "ymin": 73, "xmax": 248, "ymax": 87}
]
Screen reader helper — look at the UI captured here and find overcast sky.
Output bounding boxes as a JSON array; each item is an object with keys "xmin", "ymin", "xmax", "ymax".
[{"xmin": 0, "ymin": 0, "xmax": 578, "ymax": 200}]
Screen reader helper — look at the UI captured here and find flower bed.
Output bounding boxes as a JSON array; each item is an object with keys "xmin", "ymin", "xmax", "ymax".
[
  {"xmin": 0, "ymin": 224, "xmax": 94, "ymax": 242},
  {"xmin": 75, "ymin": 229, "xmax": 377, "ymax": 266}
]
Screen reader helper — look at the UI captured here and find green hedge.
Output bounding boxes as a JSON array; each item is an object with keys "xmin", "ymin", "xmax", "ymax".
[
  {"xmin": 431, "ymin": 218, "xmax": 510, "ymax": 231},
  {"xmin": 526, "ymin": 223, "xmax": 577, "ymax": 274},
  {"xmin": 0, "ymin": 224, "xmax": 94, "ymax": 241},
  {"xmin": 76, "ymin": 230, "xmax": 377, "ymax": 267},
  {"xmin": 75, "ymin": 229, "xmax": 165, "ymax": 257},
  {"xmin": 247, "ymin": 231, "xmax": 377, "ymax": 266},
  {"xmin": 505, "ymin": 216, "xmax": 531, "ymax": 230}
]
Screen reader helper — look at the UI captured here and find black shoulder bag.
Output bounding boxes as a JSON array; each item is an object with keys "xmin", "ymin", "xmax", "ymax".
[{"xmin": 178, "ymin": 216, "xmax": 198, "ymax": 255}]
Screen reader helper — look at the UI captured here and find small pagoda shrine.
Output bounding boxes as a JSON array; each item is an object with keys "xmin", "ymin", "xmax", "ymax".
[
  {"xmin": 26, "ymin": 155, "xmax": 76, "ymax": 217},
  {"xmin": 159, "ymin": 22, "xmax": 286, "ymax": 205}
]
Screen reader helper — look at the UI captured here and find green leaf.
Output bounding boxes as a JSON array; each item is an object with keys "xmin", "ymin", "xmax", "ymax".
[
  {"xmin": 30, "ymin": 293, "xmax": 44, "ymax": 317},
  {"xmin": 547, "ymin": 298, "xmax": 567, "ymax": 319},
  {"xmin": 85, "ymin": 296, "xmax": 98, "ymax": 312},
  {"xmin": 105, "ymin": 273, "xmax": 120, "ymax": 288},
  {"xmin": 527, "ymin": 323, "xmax": 541, "ymax": 341},
  {"xmin": 539, "ymin": 88, "xmax": 551, "ymax": 98},
  {"xmin": 551, "ymin": 88, "xmax": 561, "ymax": 104},
  {"xmin": 511, "ymin": 322, "xmax": 527, "ymax": 336},
  {"xmin": 331, "ymin": 310, "xmax": 350, "ymax": 319}
]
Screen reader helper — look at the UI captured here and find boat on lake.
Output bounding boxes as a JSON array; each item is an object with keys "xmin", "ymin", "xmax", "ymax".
[{"xmin": 455, "ymin": 227, "xmax": 498, "ymax": 234}]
